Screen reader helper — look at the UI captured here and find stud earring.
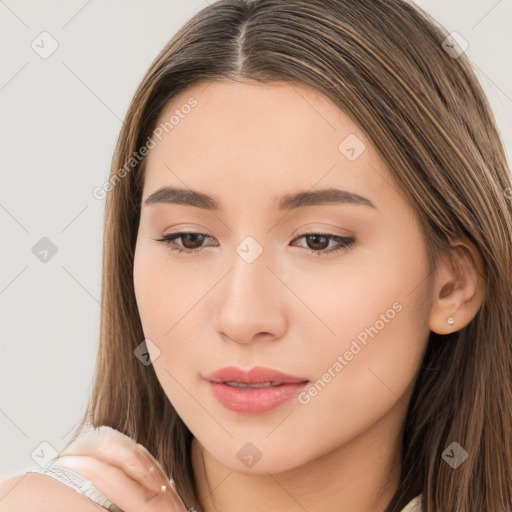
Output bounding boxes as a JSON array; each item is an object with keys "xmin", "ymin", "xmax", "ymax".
[{"xmin": 447, "ymin": 315, "xmax": 455, "ymax": 326}]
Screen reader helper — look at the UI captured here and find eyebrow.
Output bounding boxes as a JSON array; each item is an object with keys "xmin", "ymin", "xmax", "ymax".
[{"xmin": 143, "ymin": 186, "xmax": 377, "ymax": 211}]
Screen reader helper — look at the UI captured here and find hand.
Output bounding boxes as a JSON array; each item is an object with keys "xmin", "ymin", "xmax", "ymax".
[{"xmin": 54, "ymin": 425, "xmax": 190, "ymax": 512}]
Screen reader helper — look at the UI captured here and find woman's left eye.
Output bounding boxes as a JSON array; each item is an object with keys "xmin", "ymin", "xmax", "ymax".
[
  {"xmin": 291, "ymin": 233, "xmax": 355, "ymax": 255},
  {"xmin": 154, "ymin": 232, "xmax": 355, "ymax": 256}
]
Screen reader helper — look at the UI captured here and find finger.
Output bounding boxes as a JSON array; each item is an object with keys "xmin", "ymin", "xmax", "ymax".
[
  {"xmin": 61, "ymin": 430, "xmax": 169, "ymax": 494},
  {"xmin": 55, "ymin": 454, "xmax": 187, "ymax": 512},
  {"xmin": 134, "ymin": 443, "xmax": 172, "ymax": 489},
  {"xmin": 62, "ymin": 439, "xmax": 165, "ymax": 495},
  {"xmin": 132, "ymin": 445, "xmax": 190, "ymax": 512},
  {"xmin": 55, "ymin": 454, "xmax": 157, "ymax": 508}
]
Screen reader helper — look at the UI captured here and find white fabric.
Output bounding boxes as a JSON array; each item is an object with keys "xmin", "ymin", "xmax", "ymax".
[{"xmin": 400, "ymin": 494, "xmax": 422, "ymax": 511}]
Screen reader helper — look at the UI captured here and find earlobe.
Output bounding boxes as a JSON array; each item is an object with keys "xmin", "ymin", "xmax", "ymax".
[{"xmin": 429, "ymin": 237, "xmax": 486, "ymax": 335}]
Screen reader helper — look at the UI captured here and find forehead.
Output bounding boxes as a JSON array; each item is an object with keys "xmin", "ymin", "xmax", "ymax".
[{"xmin": 141, "ymin": 79, "xmax": 391, "ymax": 210}]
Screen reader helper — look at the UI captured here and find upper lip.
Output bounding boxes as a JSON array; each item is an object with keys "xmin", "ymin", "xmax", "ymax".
[{"xmin": 204, "ymin": 365, "xmax": 309, "ymax": 385}]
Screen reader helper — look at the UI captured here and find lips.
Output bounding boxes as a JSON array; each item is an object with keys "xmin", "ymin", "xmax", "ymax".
[{"xmin": 203, "ymin": 366, "xmax": 309, "ymax": 414}]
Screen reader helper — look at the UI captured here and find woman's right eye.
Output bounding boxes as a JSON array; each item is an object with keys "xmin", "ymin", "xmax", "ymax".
[{"xmin": 154, "ymin": 232, "xmax": 216, "ymax": 254}]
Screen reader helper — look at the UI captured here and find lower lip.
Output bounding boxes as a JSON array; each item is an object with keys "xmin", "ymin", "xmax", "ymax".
[{"xmin": 207, "ymin": 381, "xmax": 309, "ymax": 414}]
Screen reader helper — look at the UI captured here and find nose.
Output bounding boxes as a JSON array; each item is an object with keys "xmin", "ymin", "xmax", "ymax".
[{"xmin": 213, "ymin": 247, "xmax": 288, "ymax": 345}]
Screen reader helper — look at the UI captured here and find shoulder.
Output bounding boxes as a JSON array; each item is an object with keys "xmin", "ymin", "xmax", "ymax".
[{"xmin": 0, "ymin": 472, "xmax": 104, "ymax": 512}]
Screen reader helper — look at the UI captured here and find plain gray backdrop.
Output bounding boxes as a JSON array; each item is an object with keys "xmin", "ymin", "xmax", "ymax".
[{"xmin": 1, "ymin": 0, "xmax": 511, "ymax": 478}]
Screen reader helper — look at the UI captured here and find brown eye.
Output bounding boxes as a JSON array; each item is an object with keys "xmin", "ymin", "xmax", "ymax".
[
  {"xmin": 176, "ymin": 233, "xmax": 207, "ymax": 250},
  {"xmin": 291, "ymin": 233, "xmax": 355, "ymax": 256},
  {"xmin": 154, "ymin": 232, "xmax": 215, "ymax": 254},
  {"xmin": 304, "ymin": 234, "xmax": 330, "ymax": 251}
]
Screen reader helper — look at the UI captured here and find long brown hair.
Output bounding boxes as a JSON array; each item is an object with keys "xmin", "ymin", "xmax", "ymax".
[{"xmin": 63, "ymin": 1, "xmax": 512, "ymax": 510}]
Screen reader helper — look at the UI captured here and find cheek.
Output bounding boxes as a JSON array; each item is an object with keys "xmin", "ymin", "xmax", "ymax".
[
  {"xmin": 133, "ymin": 247, "xmax": 200, "ymax": 415},
  {"xmin": 284, "ymin": 226, "xmax": 429, "ymax": 357},
  {"xmin": 133, "ymin": 242, "xmax": 212, "ymax": 379},
  {"xmin": 293, "ymin": 303, "xmax": 428, "ymax": 456},
  {"xmin": 134, "ymin": 241, "xmax": 196, "ymax": 336},
  {"xmin": 291, "ymin": 228, "xmax": 431, "ymax": 432}
]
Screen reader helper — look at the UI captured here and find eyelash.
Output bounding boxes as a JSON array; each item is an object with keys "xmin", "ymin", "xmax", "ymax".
[{"xmin": 154, "ymin": 231, "xmax": 355, "ymax": 257}]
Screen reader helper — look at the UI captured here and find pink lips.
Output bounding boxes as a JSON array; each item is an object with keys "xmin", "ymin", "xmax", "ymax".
[{"xmin": 203, "ymin": 366, "xmax": 309, "ymax": 414}]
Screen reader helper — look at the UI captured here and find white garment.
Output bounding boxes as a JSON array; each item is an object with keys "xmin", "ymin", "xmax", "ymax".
[{"xmin": 401, "ymin": 494, "xmax": 422, "ymax": 511}]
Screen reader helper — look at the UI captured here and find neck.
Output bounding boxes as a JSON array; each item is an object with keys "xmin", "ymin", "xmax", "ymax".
[{"xmin": 190, "ymin": 398, "xmax": 406, "ymax": 512}]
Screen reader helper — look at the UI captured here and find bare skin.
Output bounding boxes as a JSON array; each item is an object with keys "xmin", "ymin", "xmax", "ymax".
[{"xmin": 0, "ymin": 79, "xmax": 485, "ymax": 512}]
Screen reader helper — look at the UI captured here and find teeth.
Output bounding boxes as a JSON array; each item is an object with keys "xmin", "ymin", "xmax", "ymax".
[{"xmin": 224, "ymin": 381, "xmax": 282, "ymax": 388}]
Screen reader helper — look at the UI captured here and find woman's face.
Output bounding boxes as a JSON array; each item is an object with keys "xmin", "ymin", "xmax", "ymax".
[{"xmin": 133, "ymin": 79, "xmax": 434, "ymax": 473}]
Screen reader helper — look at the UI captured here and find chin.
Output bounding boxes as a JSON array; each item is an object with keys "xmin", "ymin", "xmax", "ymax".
[{"xmin": 201, "ymin": 436, "xmax": 311, "ymax": 475}]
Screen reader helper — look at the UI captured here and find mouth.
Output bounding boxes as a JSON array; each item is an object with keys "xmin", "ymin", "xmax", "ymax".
[
  {"xmin": 203, "ymin": 366, "xmax": 309, "ymax": 414},
  {"xmin": 223, "ymin": 381, "xmax": 291, "ymax": 388}
]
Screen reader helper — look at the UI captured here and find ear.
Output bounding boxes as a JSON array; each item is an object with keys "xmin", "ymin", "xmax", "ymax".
[{"xmin": 429, "ymin": 236, "xmax": 487, "ymax": 334}]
